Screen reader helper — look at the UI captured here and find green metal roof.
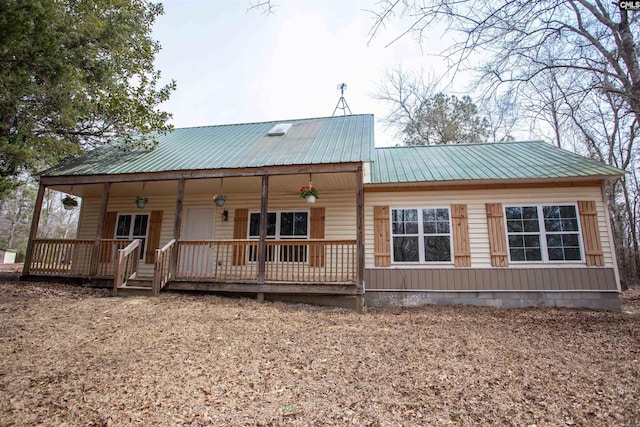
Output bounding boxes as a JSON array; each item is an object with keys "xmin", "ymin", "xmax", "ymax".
[
  {"xmin": 370, "ymin": 141, "xmax": 624, "ymax": 184},
  {"xmin": 41, "ymin": 115, "xmax": 374, "ymax": 177}
]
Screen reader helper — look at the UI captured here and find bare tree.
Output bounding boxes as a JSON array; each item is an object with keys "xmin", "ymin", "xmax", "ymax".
[
  {"xmin": 247, "ymin": 1, "xmax": 277, "ymax": 14},
  {"xmin": 369, "ymin": 1, "xmax": 640, "ymax": 286},
  {"xmin": 0, "ymin": 184, "xmax": 79, "ymax": 261},
  {"xmin": 479, "ymin": 89, "xmax": 522, "ymax": 143},
  {"xmin": 557, "ymin": 80, "xmax": 639, "ymax": 287},
  {"xmin": 38, "ymin": 189, "xmax": 80, "ymax": 240},
  {"xmin": 525, "ymin": 69, "xmax": 574, "ymax": 149},
  {"xmin": 368, "ymin": 1, "xmax": 640, "ymax": 126},
  {"xmin": 376, "ymin": 67, "xmax": 489, "ymax": 145},
  {"xmin": 0, "ymin": 182, "xmax": 35, "ymax": 257}
]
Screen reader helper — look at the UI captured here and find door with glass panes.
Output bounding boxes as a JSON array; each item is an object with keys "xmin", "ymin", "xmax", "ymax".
[{"xmin": 115, "ymin": 213, "xmax": 149, "ymax": 259}]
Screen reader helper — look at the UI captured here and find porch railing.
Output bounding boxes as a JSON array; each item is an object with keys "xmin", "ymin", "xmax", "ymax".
[
  {"xmin": 113, "ymin": 239, "xmax": 141, "ymax": 296},
  {"xmin": 265, "ymin": 239, "xmax": 356, "ymax": 282},
  {"xmin": 153, "ymin": 239, "xmax": 176, "ymax": 295},
  {"xmin": 96, "ymin": 239, "xmax": 135, "ymax": 276},
  {"xmin": 29, "ymin": 239, "xmax": 94, "ymax": 276},
  {"xmin": 176, "ymin": 239, "xmax": 356, "ymax": 283},
  {"xmin": 177, "ymin": 239, "xmax": 258, "ymax": 280},
  {"xmin": 28, "ymin": 239, "xmax": 132, "ymax": 277},
  {"xmin": 28, "ymin": 238, "xmax": 357, "ymax": 286}
]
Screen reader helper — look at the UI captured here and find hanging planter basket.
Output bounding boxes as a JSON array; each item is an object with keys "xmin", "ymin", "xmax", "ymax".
[
  {"xmin": 135, "ymin": 196, "xmax": 148, "ymax": 209},
  {"xmin": 213, "ymin": 179, "xmax": 227, "ymax": 207},
  {"xmin": 300, "ymin": 185, "xmax": 319, "ymax": 203},
  {"xmin": 62, "ymin": 195, "xmax": 78, "ymax": 210}
]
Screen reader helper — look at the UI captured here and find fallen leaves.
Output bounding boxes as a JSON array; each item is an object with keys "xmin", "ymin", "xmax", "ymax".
[{"xmin": 0, "ymin": 280, "xmax": 638, "ymax": 426}]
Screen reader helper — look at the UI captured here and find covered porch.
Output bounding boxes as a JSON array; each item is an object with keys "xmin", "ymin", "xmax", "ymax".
[{"xmin": 22, "ymin": 163, "xmax": 365, "ymax": 308}]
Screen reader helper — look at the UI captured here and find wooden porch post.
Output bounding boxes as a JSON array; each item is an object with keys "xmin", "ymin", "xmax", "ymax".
[
  {"xmin": 22, "ymin": 183, "xmax": 46, "ymax": 276},
  {"xmin": 90, "ymin": 183, "xmax": 110, "ymax": 276},
  {"xmin": 258, "ymin": 174, "xmax": 269, "ymax": 284},
  {"xmin": 170, "ymin": 178, "xmax": 185, "ymax": 278},
  {"xmin": 356, "ymin": 165, "xmax": 365, "ymax": 313}
]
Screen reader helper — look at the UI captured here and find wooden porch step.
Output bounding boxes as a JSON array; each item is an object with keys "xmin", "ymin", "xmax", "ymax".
[
  {"xmin": 125, "ymin": 278, "xmax": 152, "ymax": 288},
  {"xmin": 115, "ymin": 285, "xmax": 154, "ymax": 297}
]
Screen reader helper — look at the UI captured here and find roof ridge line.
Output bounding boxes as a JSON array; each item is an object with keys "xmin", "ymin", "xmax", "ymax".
[
  {"xmin": 375, "ymin": 140, "xmax": 546, "ymax": 149},
  {"xmin": 171, "ymin": 114, "xmax": 375, "ymax": 131}
]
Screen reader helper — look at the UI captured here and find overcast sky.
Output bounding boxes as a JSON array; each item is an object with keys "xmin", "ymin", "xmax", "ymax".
[{"xmin": 152, "ymin": 0, "xmax": 458, "ymax": 147}]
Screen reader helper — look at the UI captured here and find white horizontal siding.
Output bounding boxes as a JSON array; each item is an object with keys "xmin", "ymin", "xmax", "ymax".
[
  {"xmin": 196, "ymin": 191, "xmax": 357, "ymax": 240},
  {"xmin": 77, "ymin": 193, "xmax": 355, "ymax": 240},
  {"xmin": 77, "ymin": 196, "xmax": 177, "ymax": 277},
  {"xmin": 77, "ymin": 191, "xmax": 358, "ymax": 275},
  {"xmin": 364, "ymin": 186, "xmax": 614, "ymax": 269},
  {"xmin": 76, "ymin": 185, "xmax": 616, "ymax": 280}
]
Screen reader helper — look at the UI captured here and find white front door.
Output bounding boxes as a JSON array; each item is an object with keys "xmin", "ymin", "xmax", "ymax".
[{"xmin": 180, "ymin": 207, "xmax": 215, "ymax": 276}]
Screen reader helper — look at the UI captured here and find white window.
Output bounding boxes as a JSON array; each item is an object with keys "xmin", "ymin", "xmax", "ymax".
[
  {"xmin": 504, "ymin": 204, "xmax": 582, "ymax": 263},
  {"xmin": 115, "ymin": 213, "xmax": 149, "ymax": 259},
  {"xmin": 391, "ymin": 207, "xmax": 452, "ymax": 263},
  {"xmin": 248, "ymin": 211, "xmax": 309, "ymax": 262}
]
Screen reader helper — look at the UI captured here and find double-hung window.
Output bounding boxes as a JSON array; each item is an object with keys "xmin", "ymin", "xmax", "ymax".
[
  {"xmin": 248, "ymin": 211, "xmax": 309, "ymax": 262},
  {"xmin": 505, "ymin": 204, "xmax": 582, "ymax": 262},
  {"xmin": 115, "ymin": 213, "xmax": 149, "ymax": 259},
  {"xmin": 391, "ymin": 207, "xmax": 452, "ymax": 263}
]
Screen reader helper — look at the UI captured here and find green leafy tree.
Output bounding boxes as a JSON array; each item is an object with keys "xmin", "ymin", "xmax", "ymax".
[{"xmin": 0, "ymin": 0, "xmax": 175, "ymax": 196}]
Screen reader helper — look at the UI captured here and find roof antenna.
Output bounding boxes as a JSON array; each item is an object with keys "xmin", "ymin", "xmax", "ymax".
[{"xmin": 332, "ymin": 83, "xmax": 352, "ymax": 116}]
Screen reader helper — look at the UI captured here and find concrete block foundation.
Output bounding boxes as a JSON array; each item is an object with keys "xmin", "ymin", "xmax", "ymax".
[{"xmin": 365, "ymin": 291, "xmax": 621, "ymax": 311}]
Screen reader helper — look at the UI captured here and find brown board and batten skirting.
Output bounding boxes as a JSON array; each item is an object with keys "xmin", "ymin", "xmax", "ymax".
[{"xmin": 364, "ymin": 267, "xmax": 618, "ymax": 292}]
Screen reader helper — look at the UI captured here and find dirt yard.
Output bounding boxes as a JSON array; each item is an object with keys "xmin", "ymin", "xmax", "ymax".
[{"xmin": 0, "ymin": 273, "xmax": 638, "ymax": 426}]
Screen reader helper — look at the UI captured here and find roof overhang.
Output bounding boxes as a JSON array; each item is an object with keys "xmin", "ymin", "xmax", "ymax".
[
  {"xmin": 364, "ymin": 175, "xmax": 622, "ymax": 192},
  {"xmin": 39, "ymin": 162, "xmax": 364, "ymax": 186}
]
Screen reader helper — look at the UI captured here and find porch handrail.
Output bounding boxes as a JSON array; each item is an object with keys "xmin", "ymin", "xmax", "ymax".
[
  {"xmin": 264, "ymin": 239, "xmax": 357, "ymax": 282},
  {"xmin": 176, "ymin": 239, "xmax": 357, "ymax": 283},
  {"xmin": 28, "ymin": 239, "xmax": 132, "ymax": 277},
  {"xmin": 113, "ymin": 239, "xmax": 141, "ymax": 296},
  {"xmin": 153, "ymin": 239, "xmax": 176, "ymax": 295},
  {"xmin": 28, "ymin": 239, "xmax": 95, "ymax": 276},
  {"xmin": 31, "ymin": 238, "xmax": 95, "ymax": 243},
  {"xmin": 95, "ymin": 239, "xmax": 134, "ymax": 277}
]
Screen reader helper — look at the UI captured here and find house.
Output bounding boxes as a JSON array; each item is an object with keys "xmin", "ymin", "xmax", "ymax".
[{"xmin": 22, "ymin": 114, "xmax": 624, "ymax": 311}]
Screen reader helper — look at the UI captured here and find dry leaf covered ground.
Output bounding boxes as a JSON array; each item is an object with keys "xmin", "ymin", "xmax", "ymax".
[{"xmin": 0, "ymin": 272, "xmax": 638, "ymax": 426}]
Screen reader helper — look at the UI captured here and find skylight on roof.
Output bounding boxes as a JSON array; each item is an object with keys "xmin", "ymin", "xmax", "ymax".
[{"xmin": 267, "ymin": 123, "xmax": 292, "ymax": 136}]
